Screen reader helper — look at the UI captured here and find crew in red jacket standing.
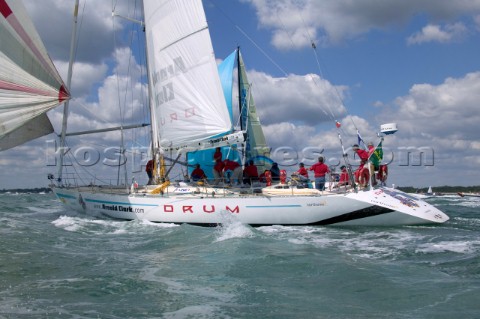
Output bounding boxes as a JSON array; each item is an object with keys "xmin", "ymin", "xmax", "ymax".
[
  {"xmin": 223, "ymin": 159, "xmax": 243, "ymax": 185},
  {"xmin": 309, "ymin": 157, "xmax": 330, "ymax": 191},
  {"xmin": 353, "ymin": 144, "xmax": 370, "ymax": 187}
]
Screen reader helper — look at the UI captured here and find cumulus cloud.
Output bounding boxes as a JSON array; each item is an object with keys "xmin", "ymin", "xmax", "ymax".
[
  {"xmin": 242, "ymin": 0, "xmax": 480, "ymax": 48},
  {"xmin": 257, "ymin": 72, "xmax": 480, "ymax": 185},
  {"xmin": 407, "ymin": 23, "xmax": 468, "ymax": 45},
  {"xmin": 48, "ymin": 47, "xmax": 147, "ymax": 132},
  {"xmin": 370, "ymin": 72, "xmax": 480, "ymax": 185},
  {"xmin": 54, "ymin": 60, "xmax": 109, "ymax": 98},
  {"xmin": 389, "ymin": 72, "xmax": 480, "ymax": 140},
  {"xmin": 24, "ymin": 0, "xmax": 138, "ymax": 63},
  {"xmin": 248, "ymin": 71, "xmax": 347, "ymax": 125}
]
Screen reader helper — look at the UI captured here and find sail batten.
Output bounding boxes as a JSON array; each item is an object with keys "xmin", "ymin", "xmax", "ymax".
[{"xmin": 156, "ymin": 25, "xmax": 209, "ymax": 54}]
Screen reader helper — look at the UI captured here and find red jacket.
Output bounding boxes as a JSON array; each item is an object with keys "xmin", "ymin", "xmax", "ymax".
[
  {"xmin": 213, "ymin": 150, "xmax": 222, "ymax": 162},
  {"xmin": 339, "ymin": 170, "xmax": 349, "ymax": 183},
  {"xmin": 146, "ymin": 160, "xmax": 154, "ymax": 172},
  {"xmin": 191, "ymin": 168, "xmax": 206, "ymax": 179},
  {"xmin": 309, "ymin": 163, "xmax": 329, "ymax": 177},
  {"xmin": 223, "ymin": 160, "xmax": 240, "ymax": 171},
  {"xmin": 214, "ymin": 160, "xmax": 225, "ymax": 173},
  {"xmin": 356, "ymin": 149, "xmax": 369, "ymax": 161},
  {"xmin": 295, "ymin": 167, "xmax": 308, "ymax": 178},
  {"xmin": 244, "ymin": 165, "xmax": 258, "ymax": 177}
]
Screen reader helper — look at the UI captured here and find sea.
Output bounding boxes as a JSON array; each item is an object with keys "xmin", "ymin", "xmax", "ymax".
[{"xmin": 0, "ymin": 192, "xmax": 479, "ymax": 319}]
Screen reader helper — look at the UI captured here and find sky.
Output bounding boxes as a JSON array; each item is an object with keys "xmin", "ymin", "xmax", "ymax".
[{"xmin": 2, "ymin": 0, "xmax": 480, "ymax": 189}]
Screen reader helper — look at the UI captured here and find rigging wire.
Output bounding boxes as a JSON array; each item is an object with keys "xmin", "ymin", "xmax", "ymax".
[
  {"xmin": 295, "ymin": 9, "xmax": 358, "ymax": 134},
  {"xmin": 274, "ymin": 11, "xmax": 330, "ymax": 121},
  {"xmin": 209, "ymin": 0, "xmax": 359, "ymax": 138},
  {"xmin": 133, "ymin": 0, "xmax": 151, "ymax": 149},
  {"xmin": 207, "ymin": 1, "xmax": 288, "ymax": 77}
]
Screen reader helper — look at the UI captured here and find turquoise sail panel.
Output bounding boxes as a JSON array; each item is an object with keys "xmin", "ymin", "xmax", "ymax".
[
  {"xmin": 187, "ymin": 50, "xmax": 239, "ymax": 179},
  {"xmin": 187, "ymin": 147, "xmax": 242, "ymax": 180},
  {"xmin": 217, "ymin": 49, "xmax": 236, "ymax": 124}
]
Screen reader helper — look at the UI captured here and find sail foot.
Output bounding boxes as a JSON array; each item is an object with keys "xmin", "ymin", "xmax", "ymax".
[{"xmin": 162, "ymin": 131, "xmax": 245, "ymax": 154}]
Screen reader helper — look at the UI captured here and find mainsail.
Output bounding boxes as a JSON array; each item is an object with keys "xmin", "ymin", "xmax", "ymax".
[
  {"xmin": 0, "ymin": 0, "xmax": 69, "ymax": 151},
  {"xmin": 143, "ymin": 0, "xmax": 232, "ymax": 149}
]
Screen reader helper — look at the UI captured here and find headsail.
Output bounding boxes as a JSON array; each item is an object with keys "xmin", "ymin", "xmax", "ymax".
[
  {"xmin": 217, "ymin": 50, "xmax": 236, "ymax": 125},
  {"xmin": 0, "ymin": 0, "xmax": 69, "ymax": 151},
  {"xmin": 187, "ymin": 50, "xmax": 240, "ymax": 179},
  {"xmin": 143, "ymin": 0, "xmax": 232, "ymax": 149},
  {"xmin": 238, "ymin": 50, "xmax": 269, "ymax": 161}
]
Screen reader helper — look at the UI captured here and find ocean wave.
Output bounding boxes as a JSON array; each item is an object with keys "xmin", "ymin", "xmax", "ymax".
[
  {"xmin": 51, "ymin": 215, "xmax": 178, "ymax": 234},
  {"xmin": 415, "ymin": 240, "xmax": 479, "ymax": 254}
]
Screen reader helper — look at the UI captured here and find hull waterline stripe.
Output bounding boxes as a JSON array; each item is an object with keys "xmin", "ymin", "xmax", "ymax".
[
  {"xmin": 84, "ymin": 198, "xmax": 159, "ymax": 207},
  {"xmin": 245, "ymin": 205, "xmax": 302, "ymax": 208},
  {"xmin": 311, "ymin": 205, "xmax": 395, "ymax": 225},
  {"xmin": 55, "ymin": 192, "xmax": 159, "ymax": 207},
  {"xmin": 56, "ymin": 193, "xmax": 76, "ymax": 199}
]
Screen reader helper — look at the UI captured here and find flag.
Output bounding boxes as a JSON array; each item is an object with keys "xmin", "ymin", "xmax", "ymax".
[
  {"xmin": 369, "ymin": 140, "xmax": 383, "ymax": 167},
  {"xmin": 357, "ymin": 130, "xmax": 367, "ymax": 149}
]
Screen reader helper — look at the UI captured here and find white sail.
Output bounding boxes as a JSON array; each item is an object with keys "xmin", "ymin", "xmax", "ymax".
[
  {"xmin": 143, "ymin": 0, "xmax": 232, "ymax": 148},
  {"xmin": 0, "ymin": 0, "xmax": 69, "ymax": 149},
  {"xmin": 0, "ymin": 113, "xmax": 53, "ymax": 151}
]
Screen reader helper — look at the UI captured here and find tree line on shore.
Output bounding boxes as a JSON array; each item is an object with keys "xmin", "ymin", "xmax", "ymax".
[{"xmin": 397, "ymin": 185, "xmax": 480, "ymax": 194}]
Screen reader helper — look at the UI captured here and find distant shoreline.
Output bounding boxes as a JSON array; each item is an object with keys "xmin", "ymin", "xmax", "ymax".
[{"xmin": 397, "ymin": 186, "xmax": 480, "ymax": 194}]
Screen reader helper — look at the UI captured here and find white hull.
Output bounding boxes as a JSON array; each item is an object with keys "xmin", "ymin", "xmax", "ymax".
[{"xmin": 52, "ymin": 185, "xmax": 449, "ymax": 226}]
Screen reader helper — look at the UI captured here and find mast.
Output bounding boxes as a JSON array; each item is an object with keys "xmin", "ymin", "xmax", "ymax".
[
  {"xmin": 236, "ymin": 47, "xmax": 247, "ymax": 167},
  {"xmin": 237, "ymin": 47, "xmax": 244, "ymax": 131},
  {"xmin": 57, "ymin": 0, "xmax": 79, "ymax": 182},
  {"xmin": 141, "ymin": 0, "xmax": 163, "ymax": 181}
]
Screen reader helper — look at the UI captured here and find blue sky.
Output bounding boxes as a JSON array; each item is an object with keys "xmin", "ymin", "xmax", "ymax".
[{"xmin": 2, "ymin": 0, "xmax": 480, "ymax": 189}]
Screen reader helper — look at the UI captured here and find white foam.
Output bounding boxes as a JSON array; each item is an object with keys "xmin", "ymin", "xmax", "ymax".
[
  {"xmin": 51, "ymin": 215, "xmax": 125, "ymax": 234},
  {"xmin": 162, "ymin": 305, "xmax": 223, "ymax": 319},
  {"xmin": 138, "ymin": 219, "xmax": 179, "ymax": 228},
  {"xmin": 26, "ymin": 206, "xmax": 63, "ymax": 214},
  {"xmin": 51, "ymin": 215, "xmax": 82, "ymax": 232},
  {"xmin": 457, "ymin": 200, "xmax": 480, "ymax": 208},
  {"xmin": 416, "ymin": 241, "xmax": 478, "ymax": 254},
  {"xmin": 258, "ymin": 226, "xmax": 432, "ymax": 260},
  {"xmin": 52, "ymin": 215, "xmax": 182, "ymax": 234},
  {"xmin": 214, "ymin": 211, "xmax": 254, "ymax": 242}
]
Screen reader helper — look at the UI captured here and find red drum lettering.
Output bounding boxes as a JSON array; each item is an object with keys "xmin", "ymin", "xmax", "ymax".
[
  {"xmin": 183, "ymin": 206, "xmax": 193, "ymax": 213},
  {"xmin": 203, "ymin": 205, "xmax": 215, "ymax": 213},
  {"xmin": 226, "ymin": 206, "xmax": 239, "ymax": 213}
]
